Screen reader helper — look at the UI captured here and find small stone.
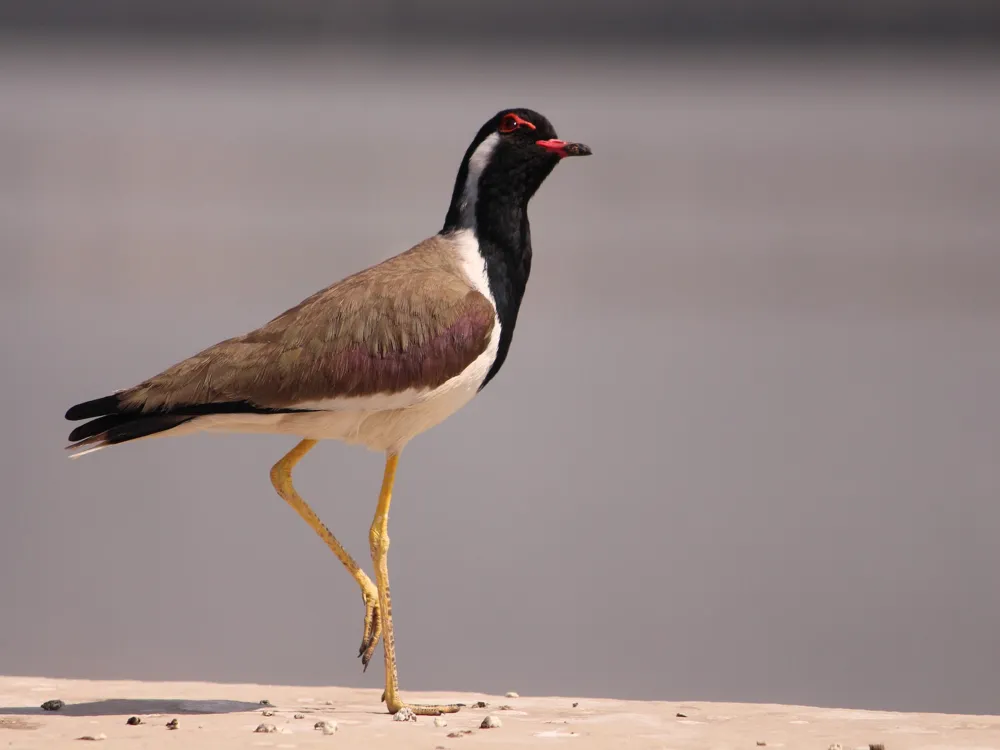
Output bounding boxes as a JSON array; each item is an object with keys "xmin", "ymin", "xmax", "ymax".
[
  {"xmin": 447, "ymin": 729, "xmax": 473, "ymax": 737},
  {"xmin": 572, "ymin": 702, "xmax": 579, "ymax": 708},
  {"xmin": 294, "ymin": 713, "xmax": 305, "ymax": 719},
  {"xmin": 166, "ymin": 719, "xmax": 179, "ymax": 730},
  {"xmin": 314, "ymin": 720, "xmax": 338, "ymax": 734},
  {"xmin": 504, "ymin": 691, "xmax": 519, "ymax": 698},
  {"xmin": 77, "ymin": 733, "xmax": 107, "ymax": 741},
  {"xmin": 259, "ymin": 699, "xmax": 272, "ymax": 706},
  {"xmin": 126, "ymin": 716, "xmax": 142, "ymax": 726},
  {"xmin": 471, "ymin": 701, "xmax": 488, "ymax": 709},
  {"xmin": 324, "ymin": 700, "xmax": 334, "ymax": 706},
  {"xmin": 828, "ymin": 745, "xmax": 843, "ymax": 750},
  {"xmin": 393, "ymin": 707, "xmax": 417, "ymax": 722},
  {"xmin": 869, "ymin": 745, "xmax": 885, "ymax": 750},
  {"xmin": 480, "ymin": 715, "xmax": 502, "ymax": 729},
  {"xmin": 498, "ymin": 705, "xmax": 513, "ymax": 710},
  {"xmin": 262, "ymin": 710, "xmax": 274, "ymax": 717},
  {"xmin": 434, "ymin": 716, "xmax": 448, "ymax": 727},
  {"xmin": 757, "ymin": 742, "xmax": 767, "ymax": 747},
  {"xmin": 676, "ymin": 712, "xmax": 687, "ymax": 718},
  {"xmin": 254, "ymin": 723, "xmax": 278, "ymax": 734},
  {"xmin": 41, "ymin": 699, "xmax": 65, "ymax": 712}
]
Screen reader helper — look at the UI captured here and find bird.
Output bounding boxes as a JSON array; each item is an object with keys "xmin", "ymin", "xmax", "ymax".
[{"xmin": 64, "ymin": 108, "xmax": 591, "ymax": 716}]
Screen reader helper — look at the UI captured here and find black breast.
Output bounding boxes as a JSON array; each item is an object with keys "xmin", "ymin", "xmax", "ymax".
[{"xmin": 476, "ymin": 218, "xmax": 532, "ymax": 390}]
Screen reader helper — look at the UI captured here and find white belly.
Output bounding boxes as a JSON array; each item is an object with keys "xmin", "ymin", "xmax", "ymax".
[{"xmin": 194, "ymin": 380, "xmax": 477, "ymax": 453}]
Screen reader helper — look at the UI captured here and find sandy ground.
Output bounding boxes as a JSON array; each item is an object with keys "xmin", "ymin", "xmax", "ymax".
[{"xmin": 1, "ymin": 677, "xmax": 998, "ymax": 749}]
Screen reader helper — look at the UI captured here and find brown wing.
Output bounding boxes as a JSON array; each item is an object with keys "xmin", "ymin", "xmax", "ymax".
[{"xmin": 120, "ymin": 237, "xmax": 496, "ymax": 412}]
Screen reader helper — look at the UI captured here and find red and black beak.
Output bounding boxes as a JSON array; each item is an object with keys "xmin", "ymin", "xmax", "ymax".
[{"xmin": 536, "ymin": 139, "xmax": 593, "ymax": 158}]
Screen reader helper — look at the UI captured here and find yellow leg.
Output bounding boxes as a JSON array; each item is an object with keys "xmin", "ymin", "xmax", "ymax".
[
  {"xmin": 369, "ymin": 452, "xmax": 462, "ymax": 716},
  {"xmin": 270, "ymin": 439, "xmax": 382, "ymax": 668}
]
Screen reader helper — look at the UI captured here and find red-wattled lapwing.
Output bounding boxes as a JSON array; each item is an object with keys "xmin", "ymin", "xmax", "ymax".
[{"xmin": 65, "ymin": 109, "xmax": 591, "ymax": 716}]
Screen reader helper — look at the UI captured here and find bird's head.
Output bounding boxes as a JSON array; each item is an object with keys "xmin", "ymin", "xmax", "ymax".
[{"xmin": 444, "ymin": 108, "xmax": 592, "ymax": 233}]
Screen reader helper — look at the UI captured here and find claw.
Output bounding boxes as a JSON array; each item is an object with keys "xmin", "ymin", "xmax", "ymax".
[
  {"xmin": 358, "ymin": 589, "xmax": 382, "ymax": 671},
  {"xmin": 360, "ymin": 631, "xmax": 379, "ymax": 671}
]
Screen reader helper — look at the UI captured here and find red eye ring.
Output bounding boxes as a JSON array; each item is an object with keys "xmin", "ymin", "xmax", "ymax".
[{"xmin": 499, "ymin": 113, "xmax": 536, "ymax": 134}]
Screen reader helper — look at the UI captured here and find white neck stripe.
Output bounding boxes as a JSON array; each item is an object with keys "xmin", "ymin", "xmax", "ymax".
[{"xmin": 459, "ymin": 132, "xmax": 500, "ymax": 231}]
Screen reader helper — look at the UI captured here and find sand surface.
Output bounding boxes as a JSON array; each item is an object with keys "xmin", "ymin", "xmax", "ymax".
[{"xmin": 1, "ymin": 676, "xmax": 998, "ymax": 749}]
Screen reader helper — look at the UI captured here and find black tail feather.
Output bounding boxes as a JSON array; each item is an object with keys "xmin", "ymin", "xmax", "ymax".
[
  {"xmin": 68, "ymin": 413, "xmax": 137, "ymax": 443},
  {"xmin": 66, "ymin": 391, "xmax": 190, "ymax": 451},
  {"xmin": 65, "ymin": 394, "xmax": 121, "ymax": 421},
  {"xmin": 65, "ymin": 394, "xmax": 311, "ymax": 452},
  {"xmin": 68, "ymin": 415, "xmax": 196, "ymax": 452},
  {"xmin": 101, "ymin": 415, "xmax": 196, "ymax": 446}
]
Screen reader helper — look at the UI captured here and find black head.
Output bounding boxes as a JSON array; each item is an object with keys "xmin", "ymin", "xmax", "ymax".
[{"xmin": 443, "ymin": 108, "xmax": 591, "ymax": 233}]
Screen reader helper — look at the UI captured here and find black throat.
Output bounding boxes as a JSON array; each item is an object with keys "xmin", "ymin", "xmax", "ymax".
[{"xmin": 441, "ymin": 150, "xmax": 538, "ymax": 391}]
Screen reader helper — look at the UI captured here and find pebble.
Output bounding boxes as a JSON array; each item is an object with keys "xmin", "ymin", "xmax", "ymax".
[
  {"xmin": 676, "ymin": 712, "xmax": 687, "ymax": 718},
  {"xmin": 480, "ymin": 715, "xmax": 502, "ymax": 729},
  {"xmin": 447, "ymin": 730, "xmax": 473, "ymax": 738},
  {"xmin": 869, "ymin": 745, "xmax": 885, "ymax": 750},
  {"xmin": 259, "ymin": 699, "xmax": 272, "ymax": 706},
  {"xmin": 41, "ymin": 699, "xmax": 65, "ymax": 712},
  {"xmin": 757, "ymin": 742, "xmax": 767, "ymax": 747},
  {"xmin": 166, "ymin": 719, "xmax": 179, "ymax": 730},
  {"xmin": 434, "ymin": 717, "xmax": 448, "ymax": 727},
  {"xmin": 828, "ymin": 745, "xmax": 843, "ymax": 750},
  {"xmin": 77, "ymin": 733, "xmax": 107, "ymax": 741},
  {"xmin": 471, "ymin": 701, "xmax": 488, "ymax": 709},
  {"xmin": 254, "ymin": 723, "xmax": 278, "ymax": 734},
  {"xmin": 572, "ymin": 702, "xmax": 579, "ymax": 708},
  {"xmin": 315, "ymin": 719, "xmax": 338, "ymax": 734},
  {"xmin": 126, "ymin": 716, "xmax": 142, "ymax": 726},
  {"xmin": 262, "ymin": 710, "xmax": 274, "ymax": 717},
  {"xmin": 505, "ymin": 691, "xmax": 519, "ymax": 698},
  {"xmin": 294, "ymin": 713, "xmax": 305, "ymax": 719},
  {"xmin": 393, "ymin": 707, "xmax": 417, "ymax": 722},
  {"xmin": 498, "ymin": 705, "xmax": 513, "ymax": 710}
]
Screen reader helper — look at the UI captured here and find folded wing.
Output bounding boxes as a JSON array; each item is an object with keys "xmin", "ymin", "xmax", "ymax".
[{"xmin": 66, "ymin": 239, "xmax": 496, "ymax": 451}]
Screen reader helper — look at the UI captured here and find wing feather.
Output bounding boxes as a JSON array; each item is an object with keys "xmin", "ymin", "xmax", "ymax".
[{"xmin": 118, "ymin": 241, "xmax": 496, "ymax": 413}]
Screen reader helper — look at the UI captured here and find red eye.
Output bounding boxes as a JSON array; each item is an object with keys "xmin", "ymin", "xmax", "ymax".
[
  {"xmin": 499, "ymin": 114, "xmax": 520, "ymax": 133},
  {"xmin": 499, "ymin": 113, "xmax": 536, "ymax": 134}
]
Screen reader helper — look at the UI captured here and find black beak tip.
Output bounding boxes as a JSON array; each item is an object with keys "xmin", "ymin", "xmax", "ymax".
[{"xmin": 568, "ymin": 142, "xmax": 593, "ymax": 157}]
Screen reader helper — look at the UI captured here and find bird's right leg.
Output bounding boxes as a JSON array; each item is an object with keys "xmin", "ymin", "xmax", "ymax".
[{"xmin": 270, "ymin": 439, "xmax": 382, "ymax": 668}]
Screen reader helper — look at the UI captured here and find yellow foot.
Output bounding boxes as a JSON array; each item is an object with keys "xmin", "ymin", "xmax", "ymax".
[
  {"xmin": 358, "ymin": 587, "xmax": 383, "ymax": 671},
  {"xmin": 383, "ymin": 693, "xmax": 463, "ymax": 717}
]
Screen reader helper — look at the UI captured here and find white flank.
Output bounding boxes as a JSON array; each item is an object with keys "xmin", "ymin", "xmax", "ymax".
[{"xmin": 459, "ymin": 132, "xmax": 499, "ymax": 230}]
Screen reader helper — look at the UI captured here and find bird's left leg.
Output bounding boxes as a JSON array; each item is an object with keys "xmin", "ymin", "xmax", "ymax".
[
  {"xmin": 270, "ymin": 439, "xmax": 382, "ymax": 668},
  {"xmin": 369, "ymin": 451, "xmax": 463, "ymax": 716}
]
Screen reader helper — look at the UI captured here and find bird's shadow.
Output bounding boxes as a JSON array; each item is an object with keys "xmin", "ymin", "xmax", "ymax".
[{"xmin": 0, "ymin": 698, "xmax": 260, "ymax": 717}]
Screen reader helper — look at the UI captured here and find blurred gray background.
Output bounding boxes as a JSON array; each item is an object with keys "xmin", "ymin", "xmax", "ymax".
[{"xmin": 2, "ymin": 1, "xmax": 999, "ymax": 716}]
